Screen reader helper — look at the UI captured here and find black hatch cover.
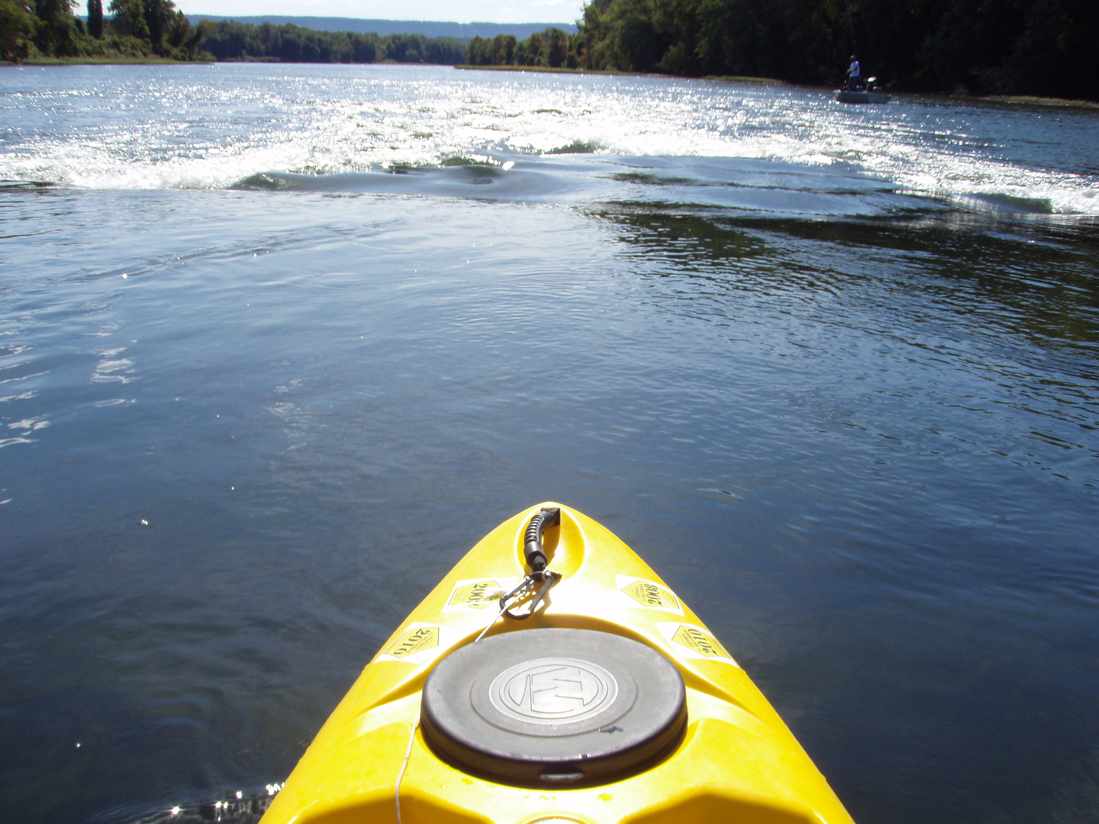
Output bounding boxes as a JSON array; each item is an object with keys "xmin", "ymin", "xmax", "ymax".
[{"xmin": 420, "ymin": 627, "xmax": 687, "ymax": 787}]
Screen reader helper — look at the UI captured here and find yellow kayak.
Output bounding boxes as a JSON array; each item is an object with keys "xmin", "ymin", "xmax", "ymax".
[{"xmin": 261, "ymin": 503, "xmax": 854, "ymax": 824}]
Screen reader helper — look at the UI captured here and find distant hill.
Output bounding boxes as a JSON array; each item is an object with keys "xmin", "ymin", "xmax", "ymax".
[{"xmin": 185, "ymin": 16, "xmax": 577, "ymax": 40}]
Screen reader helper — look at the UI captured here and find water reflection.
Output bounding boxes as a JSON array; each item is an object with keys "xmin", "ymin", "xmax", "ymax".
[
  {"xmin": 92, "ymin": 346, "xmax": 136, "ymax": 385},
  {"xmin": 589, "ymin": 202, "xmax": 1099, "ymax": 483},
  {"xmin": 594, "ymin": 200, "xmax": 1098, "ymax": 350},
  {"xmin": 588, "ymin": 206, "xmax": 769, "ymax": 272},
  {"xmin": 103, "ymin": 784, "xmax": 280, "ymax": 824}
]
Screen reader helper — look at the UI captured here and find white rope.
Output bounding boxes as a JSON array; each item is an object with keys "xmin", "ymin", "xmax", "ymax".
[
  {"xmin": 394, "ymin": 719, "xmax": 419, "ymax": 824},
  {"xmin": 473, "ymin": 593, "xmax": 513, "ymax": 644},
  {"xmin": 399, "ymin": 559, "xmax": 558, "ymax": 818}
]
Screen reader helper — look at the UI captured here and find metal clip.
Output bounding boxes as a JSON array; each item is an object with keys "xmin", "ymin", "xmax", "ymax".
[
  {"xmin": 501, "ymin": 570, "xmax": 560, "ymax": 620},
  {"xmin": 472, "ymin": 570, "xmax": 561, "ymax": 644}
]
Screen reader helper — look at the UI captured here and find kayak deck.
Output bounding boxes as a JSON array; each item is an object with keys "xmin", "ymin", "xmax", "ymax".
[{"xmin": 260, "ymin": 503, "xmax": 853, "ymax": 823}]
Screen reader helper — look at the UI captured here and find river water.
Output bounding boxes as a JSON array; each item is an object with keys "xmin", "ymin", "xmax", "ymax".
[{"xmin": 1, "ymin": 63, "xmax": 1097, "ymax": 823}]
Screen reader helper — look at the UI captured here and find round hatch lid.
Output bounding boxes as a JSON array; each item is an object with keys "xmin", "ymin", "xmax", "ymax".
[{"xmin": 420, "ymin": 627, "xmax": 686, "ymax": 787}]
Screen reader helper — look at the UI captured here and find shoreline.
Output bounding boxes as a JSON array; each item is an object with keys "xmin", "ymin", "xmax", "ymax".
[
  {"xmin": 455, "ymin": 64, "xmax": 643, "ymax": 77},
  {"xmin": 971, "ymin": 94, "xmax": 1099, "ymax": 112},
  {"xmin": 5, "ymin": 56, "xmax": 208, "ymax": 66},
  {"xmin": 6, "ymin": 59, "xmax": 1096, "ymax": 111},
  {"xmin": 454, "ymin": 65, "xmax": 1097, "ymax": 109},
  {"xmin": 454, "ymin": 64, "xmax": 787, "ymax": 85}
]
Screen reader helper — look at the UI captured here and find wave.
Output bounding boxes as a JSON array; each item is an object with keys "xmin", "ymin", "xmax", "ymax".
[
  {"xmin": 0, "ymin": 180, "xmax": 53, "ymax": 191},
  {"xmin": 961, "ymin": 192, "xmax": 1055, "ymax": 215},
  {"xmin": 1, "ymin": 67, "xmax": 1094, "ymax": 217},
  {"xmin": 544, "ymin": 139, "xmax": 604, "ymax": 155},
  {"xmin": 3, "ymin": 137, "xmax": 1092, "ymax": 220},
  {"xmin": 233, "ymin": 172, "xmax": 300, "ymax": 191}
]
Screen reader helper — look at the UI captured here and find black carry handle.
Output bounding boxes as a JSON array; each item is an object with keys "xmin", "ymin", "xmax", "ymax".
[{"xmin": 523, "ymin": 507, "xmax": 561, "ymax": 573}]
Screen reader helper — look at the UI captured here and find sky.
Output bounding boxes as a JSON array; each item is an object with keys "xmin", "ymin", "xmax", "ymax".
[{"xmin": 180, "ymin": 0, "xmax": 587, "ymax": 23}]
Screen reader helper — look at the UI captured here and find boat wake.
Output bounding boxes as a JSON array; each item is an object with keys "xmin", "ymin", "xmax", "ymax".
[{"xmin": 1, "ymin": 65, "xmax": 1095, "ymax": 218}]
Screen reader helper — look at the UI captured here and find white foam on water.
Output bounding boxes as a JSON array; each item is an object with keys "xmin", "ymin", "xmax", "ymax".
[{"xmin": 1, "ymin": 68, "xmax": 1094, "ymax": 215}]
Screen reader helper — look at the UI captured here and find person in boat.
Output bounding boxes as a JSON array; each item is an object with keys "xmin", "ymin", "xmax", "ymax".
[{"xmin": 846, "ymin": 55, "xmax": 862, "ymax": 90}]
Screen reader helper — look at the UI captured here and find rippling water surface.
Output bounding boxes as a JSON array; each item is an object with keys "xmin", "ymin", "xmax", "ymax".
[{"xmin": 1, "ymin": 64, "xmax": 1097, "ymax": 824}]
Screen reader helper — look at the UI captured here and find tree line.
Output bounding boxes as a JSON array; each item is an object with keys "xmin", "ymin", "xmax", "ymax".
[
  {"xmin": 467, "ymin": 29, "xmax": 577, "ymax": 69},
  {"xmin": 468, "ymin": 0, "xmax": 1098, "ymax": 101},
  {"xmin": 0, "ymin": 4, "xmax": 468, "ymax": 64},
  {"xmin": 197, "ymin": 20, "xmax": 465, "ymax": 64},
  {"xmin": 2, "ymin": 0, "xmax": 203, "ymax": 61}
]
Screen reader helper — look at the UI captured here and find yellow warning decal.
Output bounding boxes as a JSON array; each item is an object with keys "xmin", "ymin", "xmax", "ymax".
[
  {"xmin": 446, "ymin": 579, "xmax": 505, "ymax": 611},
  {"xmin": 669, "ymin": 624, "xmax": 736, "ymax": 664},
  {"xmin": 617, "ymin": 576, "xmax": 681, "ymax": 613},
  {"xmin": 382, "ymin": 623, "xmax": 439, "ymax": 660}
]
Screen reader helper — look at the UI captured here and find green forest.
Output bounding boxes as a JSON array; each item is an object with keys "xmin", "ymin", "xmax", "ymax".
[
  {"xmin": 1, "ymin": 0, "xmax": 204, "ymax": 61},
  {"xmin": 196, "ymin": 21, "xmax": 465, "ymax": 64},
  {"xmin": 468, "ymin": 0, "xmax": 1098, "ymax": 101},
  {"xmin": 0, "ymin": 2, "xmax": 467, "ymax": 64}
]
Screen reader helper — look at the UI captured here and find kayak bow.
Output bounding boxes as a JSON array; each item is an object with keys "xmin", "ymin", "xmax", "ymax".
[{"xmin": 261, "ymin": 503, "xmax": 854, "ymax": 823}]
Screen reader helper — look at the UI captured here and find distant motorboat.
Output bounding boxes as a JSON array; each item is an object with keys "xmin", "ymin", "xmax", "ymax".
[{"xmin": 835, "ymin": 76, "xmax": 891, "ymax": 104}]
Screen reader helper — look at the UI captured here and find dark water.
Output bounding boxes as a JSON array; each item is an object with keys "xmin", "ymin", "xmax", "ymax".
[{"xmin": 1, "ymin": 64, "xmax": 1097, "ymax": 823}]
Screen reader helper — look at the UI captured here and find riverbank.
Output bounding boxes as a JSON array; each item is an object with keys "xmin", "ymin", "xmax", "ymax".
[
  {"xmin": 8, "ymin": 60, "xmax": 1095, "ymax": 111},
  {"xmin": 976, "ymin": 94, "xmax": 1099, "ymax": 112},
  {"xmin": 455, "ymin": 64, "xmax": 786, "ymax": 85},
  {"xmin": 704, "ymin": 74, "xmax": 787, "ymax": 85},
  {"xmin": 455, "ymin": 64, "xmax": 637, "ymax": 77},
  {"xmin": 4, "ymin": 56, "xmax": 206, "ymax": 66},
  {"xmin": 455, "ymin": 66, "xmax": 1097, "ymax": 110}
]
